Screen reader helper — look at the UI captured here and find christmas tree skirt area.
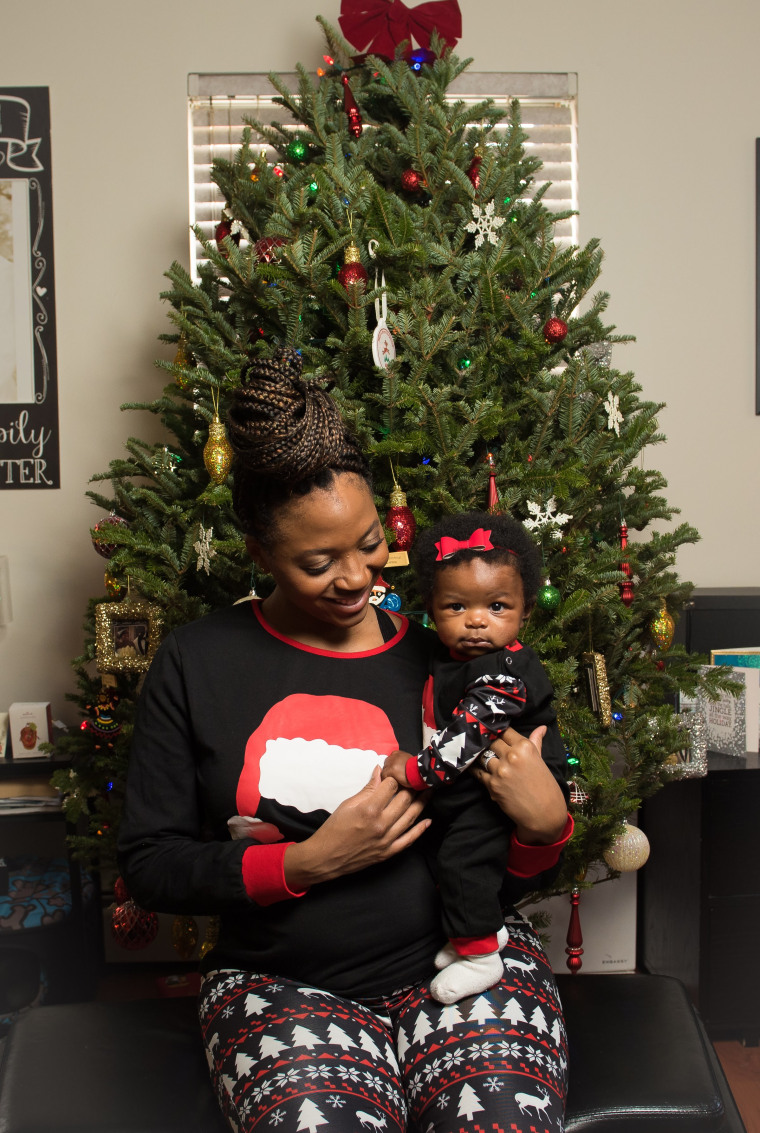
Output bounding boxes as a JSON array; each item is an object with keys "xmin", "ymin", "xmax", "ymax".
[{"xmin": 0, "ymin": 973, "xmax": 745, "ymax": 1133}]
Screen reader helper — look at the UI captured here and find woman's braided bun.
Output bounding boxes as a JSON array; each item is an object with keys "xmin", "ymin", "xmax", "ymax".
[{"xmin": 227, "ymin": 348, "xmax": 370, "ymax": 540}]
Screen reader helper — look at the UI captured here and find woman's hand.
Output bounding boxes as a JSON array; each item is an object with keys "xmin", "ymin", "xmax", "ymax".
[
  {"xmin": 284, "ymin": 767, "xmax": 431, "ymax": 889},
  {"xmin": 471, "ymin": 726, "xmax": 568, "ymax": 845}
]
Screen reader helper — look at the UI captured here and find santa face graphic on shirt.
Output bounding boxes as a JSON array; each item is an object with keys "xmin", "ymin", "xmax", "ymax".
[{"xmin": 234, "ymin": 693, "xmax": 400, "ymax": 843}]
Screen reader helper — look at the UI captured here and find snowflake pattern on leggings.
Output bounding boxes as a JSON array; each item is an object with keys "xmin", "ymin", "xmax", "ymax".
[{"xmin": 198, "ymin": 915, "xmax": 568, "ymax": 1132}]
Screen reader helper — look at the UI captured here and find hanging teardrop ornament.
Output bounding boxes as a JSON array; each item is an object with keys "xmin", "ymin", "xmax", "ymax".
[
  {"xmin": 486, "ymin": 451, "xmax": 499, "ymax": 512},
  {"xmin": 203, "ymin": 389, "xmax": 233, "ymax": 485},
  {"xmin": 619, "ymin": 520, "xmax": 634, "ymax": 607},
  {"xmin": 650, "ymin": 601, "xmax": 675, "ymax": 652}
]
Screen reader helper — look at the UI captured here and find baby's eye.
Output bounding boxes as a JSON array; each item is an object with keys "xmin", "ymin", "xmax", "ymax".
[
  {"xmin": 448, "ymin": 602, "xmax": 465, "ymax": 611},
  {"xmin": 490, "ymin": 602, "xmax": 505, "ymax": 612}
]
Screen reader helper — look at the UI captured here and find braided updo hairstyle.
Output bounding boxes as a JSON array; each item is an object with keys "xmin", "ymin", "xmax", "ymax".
[{"xmin": 227, "ymin": 348, "xmax": 371, "ymax": 542}]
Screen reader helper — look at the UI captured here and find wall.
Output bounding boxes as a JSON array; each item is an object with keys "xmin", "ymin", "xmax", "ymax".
[{"xmin": 1, "ymin": 0, "xmax": 758, "ymax": 721}]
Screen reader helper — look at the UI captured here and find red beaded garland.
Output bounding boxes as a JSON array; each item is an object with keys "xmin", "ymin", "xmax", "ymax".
[
  {"xmin": 543, "ymin": 316, "xmax": 568, "ymax": 344},
  {"xmin": 619, "ymin": 521, "xmax": 634, "ymax": 607}
]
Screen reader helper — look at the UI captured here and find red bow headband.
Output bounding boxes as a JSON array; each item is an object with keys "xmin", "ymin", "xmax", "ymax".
[
  {"xmin": 339, "ymin": 0, "xmax": 462, "ymax": 59},
  {"xmin": 435, "ymin": 529, "xmax": 494, "ymax": 561}
]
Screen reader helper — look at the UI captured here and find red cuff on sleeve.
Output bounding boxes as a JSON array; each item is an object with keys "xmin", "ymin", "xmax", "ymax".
[
  {"xmin": 241, "ymin": 843, "xmax": 308, "ymax": 906},
  {"xmin": 506, "ymin": 814, "xmax": 574, "ymax": 879},
  {"xmin": 405, "ymin": 757, "xmax": 428, "ymax": 791},
  {"xmin": 450, "ymin": 933, "xmax": 500, "ymax": 956}
]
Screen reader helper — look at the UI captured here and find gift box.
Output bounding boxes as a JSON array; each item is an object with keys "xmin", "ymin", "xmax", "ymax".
[{"xmin": 8, "ymin": 703, "xmax": 52, "ymax": 758}]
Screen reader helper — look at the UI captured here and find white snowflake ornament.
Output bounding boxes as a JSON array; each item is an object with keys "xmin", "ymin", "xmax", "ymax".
[
  {"xmin": 604, "ymin": 390, "xmax": 623, "ymax": 436},
  {"xmin": 194, "ymin": 523, "xmax": 217, "ymax": 574},
  {"xmin": 523, "ymin": 498, "xmax": 573, "ymax": 540},
  {"xmin": 465, "ymin": 199, "xmax": 505, "ymax": 248}
]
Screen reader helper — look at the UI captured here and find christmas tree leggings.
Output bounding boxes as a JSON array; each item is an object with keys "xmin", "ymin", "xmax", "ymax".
[{"xmin": 198, "ymin": 915, "xmax": 568, "ymax": 1133}]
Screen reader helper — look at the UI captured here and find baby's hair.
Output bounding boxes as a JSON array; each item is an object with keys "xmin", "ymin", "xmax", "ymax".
[
  {"xmin": 412, "ymin": 510, "xmax": 543, "ymax": 608},
  {"xmin": 226, "ymin": 347, "xmax": 370, "ymax": 542}
]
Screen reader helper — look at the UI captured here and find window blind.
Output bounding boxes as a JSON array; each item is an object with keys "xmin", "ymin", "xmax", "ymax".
[{"xmin": 188, "ymin": 71, "xmax": 578, "ymax": 280}]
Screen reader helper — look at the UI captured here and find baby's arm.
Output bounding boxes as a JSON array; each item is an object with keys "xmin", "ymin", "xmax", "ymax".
[
  {"xmin": 380, "ymin": 749, "xmax": 414, "ymax": 788},
  {"xmin": 406, "ymin": 671, "xmax": 528, "ymax": 789}
]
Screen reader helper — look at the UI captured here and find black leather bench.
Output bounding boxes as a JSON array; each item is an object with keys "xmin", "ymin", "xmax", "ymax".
[{"xmin": 0, "ymin": 974, "xmax": 746, "ymax": 1132}]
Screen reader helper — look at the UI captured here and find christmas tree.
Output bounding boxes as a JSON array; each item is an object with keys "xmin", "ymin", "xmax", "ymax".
[{"xmin": 52, "ymin": 14, "xmax": 730, "ymax": 901}]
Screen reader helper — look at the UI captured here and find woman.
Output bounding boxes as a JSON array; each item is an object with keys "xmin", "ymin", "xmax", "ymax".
[{"xmin": 118, "ymin": 348, "xmax": 572, "ymax": 1133}]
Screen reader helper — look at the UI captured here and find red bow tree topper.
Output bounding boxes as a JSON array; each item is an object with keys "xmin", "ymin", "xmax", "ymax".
[{"xmin": 339, "ymin": 0, "xmax": 461, "ymax": 59}]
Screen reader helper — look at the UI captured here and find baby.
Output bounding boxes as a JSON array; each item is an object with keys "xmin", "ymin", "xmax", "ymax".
[{"xmin": 381, "ymin": 511, "xmax": 568, "ymax": 1004}]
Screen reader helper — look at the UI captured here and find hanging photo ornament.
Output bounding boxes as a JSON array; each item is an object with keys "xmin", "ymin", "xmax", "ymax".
[
  {"xmin": 368, "ymin": 239, "xmax": 396, "ymax": 370},
  {"xmin": 95, "ymin": 593, "xmax": 164, "ymax": 675}
]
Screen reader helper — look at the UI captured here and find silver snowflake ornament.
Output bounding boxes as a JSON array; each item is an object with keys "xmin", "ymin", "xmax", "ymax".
[
  {"xmin": 194, "ymin": 523, "xmax": 217, "ymax": 574},
  {"xmin": 604, "ymin": 390, "xmax": 623, "ymax": 435},
  {"xmin": 523, "ymin": 498, "xmax": 573, "ymax": 540},
  {"xmin": 465, "ymin": 199, "xmax": 505, "ymax": 248}
]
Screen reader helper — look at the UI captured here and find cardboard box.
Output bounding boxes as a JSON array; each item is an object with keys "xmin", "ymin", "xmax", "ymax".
[{"xmin": 8, "ymin": 702, "xmax": 52, "ymax": 758}]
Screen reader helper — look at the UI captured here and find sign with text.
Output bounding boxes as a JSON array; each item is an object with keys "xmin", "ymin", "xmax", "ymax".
[{"xmin": 0, "ymin": 88, "xmax": 59, "ymax": 489}]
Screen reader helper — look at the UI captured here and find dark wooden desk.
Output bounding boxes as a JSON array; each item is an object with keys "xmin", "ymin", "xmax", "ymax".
[{"xmin": 639, "ymin": 752, "xmax": 760, "ymax": 1042}]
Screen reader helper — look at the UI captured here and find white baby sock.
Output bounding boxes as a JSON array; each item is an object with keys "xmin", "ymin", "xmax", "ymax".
[{"xmin": 430, "ymin": 926, "xmax": 509, "ymax": 1005}]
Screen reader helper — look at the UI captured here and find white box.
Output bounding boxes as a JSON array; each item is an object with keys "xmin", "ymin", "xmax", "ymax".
[
  {"xmin": 8, "ymin": 702, "xmax": 52, "ymax": 757},
  {"xmin": 521, "ymin": 866, "xmax": 638, "ymax": 974}
]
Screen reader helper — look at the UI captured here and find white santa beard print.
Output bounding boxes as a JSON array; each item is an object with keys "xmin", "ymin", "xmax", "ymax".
[{"xmin": 259, "ymin": 736, "xmax": 386, "ymax": 814}]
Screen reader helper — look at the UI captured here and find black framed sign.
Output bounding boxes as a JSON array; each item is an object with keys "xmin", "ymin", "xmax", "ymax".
[{"xmin": 0, "ymin": 88, "xmax": 59, "ymax": 488}]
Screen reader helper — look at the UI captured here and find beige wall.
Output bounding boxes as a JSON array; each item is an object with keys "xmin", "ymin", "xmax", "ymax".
[{"xmin": 1, "ymin": 0, "xmax": 758, "ymax": 721}]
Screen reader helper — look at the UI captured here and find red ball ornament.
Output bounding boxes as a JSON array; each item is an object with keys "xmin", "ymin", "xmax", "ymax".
[
  {"xmin": 401, "ymin": 169, "xmax": 421, "ymax": 193},
  {"xmin": 111, "ymin": 900, "xmax": 159, "ymax": 951},
  {"xmin": 543, "ymin": 317, "xmax": 568, "ymax": 344},
  {"xmin": 214, "ymin": 215, "xmax": 240, "ymax": 256},
  {"xmin": 92, "ymin": 514, "xmax": 129, "ymax": 559},
  {"xmin": 253, "ymin": 236, "xmax": 285, "ymax": 264},
  {"xmin": 385, "ymin": 482, "xmax": 416, "ymax": 552},
  {"xmin": 338, "ymin": 243, "xmax": 368, "ymax": 291}
]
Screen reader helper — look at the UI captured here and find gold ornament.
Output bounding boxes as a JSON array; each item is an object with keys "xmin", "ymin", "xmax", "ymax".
[
  {"xmin": 174, "ymin": 336, "xmax": 193, "ymax": 389},
  {"xmin": 203, "ymin": 414, "xmax": 233, "ymax": 484},
  {"xmin": 199, "ymin": 915, "xmax": 220, "ymax": 959},
  {"xmin": 171, "ymin": 914, "xmax": 199, "ymax": 959},
  {"xmin": 602, "ymin": 822, "xmax": 650, "ymax": 872},
  {"xmin": 581, "ymin": 651, "xmax": 612, "ymax": 727},
  {"xmin": 95, "ymin": 595, "xmax": 164, "ymax": 674},
  {"xmin": 650, "ymin": 602, "xmax": 675, "ymax": 652}
]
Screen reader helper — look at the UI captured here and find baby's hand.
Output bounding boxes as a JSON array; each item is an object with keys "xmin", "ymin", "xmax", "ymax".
[{"xmin": 380, "ymin": 750, "xmax": 414, "ymax": 788}]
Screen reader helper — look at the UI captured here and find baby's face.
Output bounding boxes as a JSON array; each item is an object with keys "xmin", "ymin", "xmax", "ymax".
[{"xmin": 431, "ymin": 559, "xmax": 529, "ymax": 659}]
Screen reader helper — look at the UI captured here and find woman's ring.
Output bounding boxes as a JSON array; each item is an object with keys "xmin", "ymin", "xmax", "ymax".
[{"xmin": 480, "ymin": 752, "xmax": 496, "ymax": 769}]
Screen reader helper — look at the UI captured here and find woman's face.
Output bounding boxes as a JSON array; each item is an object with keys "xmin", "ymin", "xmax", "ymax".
[{"xmin": 246, "ymin": 473, "xmax": 389, "ymax": 631}]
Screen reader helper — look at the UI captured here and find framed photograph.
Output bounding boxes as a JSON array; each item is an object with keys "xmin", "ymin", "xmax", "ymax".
[{"xmin": 95, "ymin": 598, "xmax": 163, "ymax": 674}]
